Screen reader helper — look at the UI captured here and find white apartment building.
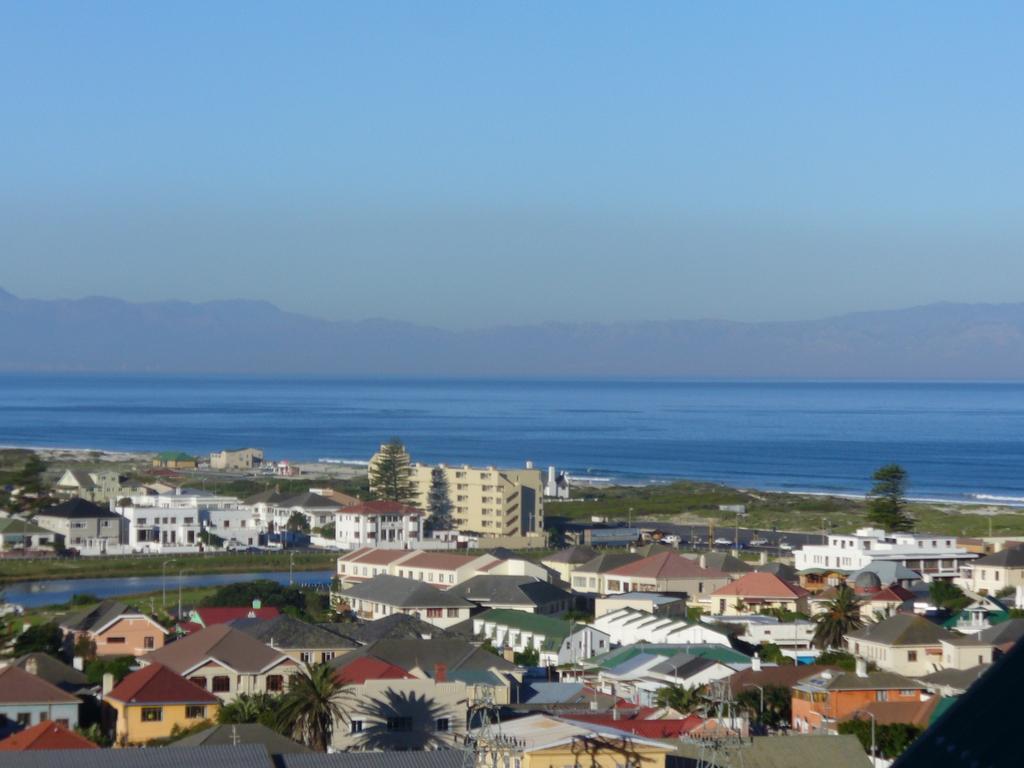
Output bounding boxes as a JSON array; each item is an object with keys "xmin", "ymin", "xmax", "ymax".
[
  {"xmin": 117, "ymin": 488, "xmax": 257, "ymax": 553},
  {"xmin": 794, "ymin": 527, "xmax": 975, "ymax": 581},
  {"xmin": 333, "ymin": 501, "xmax": 425, "ymax": 549}
]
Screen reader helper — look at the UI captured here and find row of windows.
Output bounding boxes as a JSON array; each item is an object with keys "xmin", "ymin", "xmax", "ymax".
[
  {"xmin": 188, "ymin": 674, "xmax": 286, "ymax": 692},
  {"xmin": 141, "ymin": 705, "xmax": 206, "ymax": 722},
  {"xmin": 350, "ymin": 718, "xmax": 449, "ymax": 733}
]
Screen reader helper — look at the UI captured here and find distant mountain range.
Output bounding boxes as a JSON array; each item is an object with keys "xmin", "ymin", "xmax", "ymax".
[{"xmin": 2, "ymin": 287, "xmax": 1023, "ymax": 378}]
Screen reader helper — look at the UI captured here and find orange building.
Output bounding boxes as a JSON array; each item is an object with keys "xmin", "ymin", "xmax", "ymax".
[{"xmin": 791, "ymin": 665, "xmax": 927, "ymax": 733}]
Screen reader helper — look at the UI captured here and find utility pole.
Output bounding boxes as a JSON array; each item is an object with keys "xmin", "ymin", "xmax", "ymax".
[
  {"xmin": 177, "ymin": 569, "xmax": 184, "ymax": 620},
  {"xmin": 162, "ymin": 559, "xmax": 176, "ymax": 609}
]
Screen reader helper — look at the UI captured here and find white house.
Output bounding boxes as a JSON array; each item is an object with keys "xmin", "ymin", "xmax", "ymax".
[
  {"xmin": 591, "ymin": 607, "xmax": 732, "ymax": 647},
  {"xmin": 472, "ymin": 608, "xmax": 611, "ymax": 666},
  {"xmin": 333, "ymin": 501, "xmax": 425, "ymax": 550}
]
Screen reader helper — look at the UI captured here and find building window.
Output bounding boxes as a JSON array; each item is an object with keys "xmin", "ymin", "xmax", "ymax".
[
  {"xmin": 189, "ymin": 676, "xmax": 207, "ymax": 689},
  {"xmin": 144, "ymin": 636, "xmax": 155, "ymax": 649},
  {"xmin": 267, "ymin": 675, "xmax": 284, "ymax": 692},
  {"xmin": 387, "ymin": 717, "xmax": 412, "ymax": 732},
  {"xmin": 447, "ymin": 608, "xmax": 460, "ymax": 618},
  {"xmin": 436, "ymin": 718, "xmax": 450, "ymax": 732},
  {"xmin": 141, "ymin": 707, "xmax": 163, "ymax": 722},
  {"xmin": 186, "ymin": 706, "xmax": 206, "ymax": 719},
  {"xmin": 876, "ymin": 690, "xmax": 889, "ymax": 702},
  {"xmin": 56, "ymin": 719, "xmax": 69, "ymax": 728},
  {"xmin": 322, "ymin": 651, "xmax": 334, "ymax": 662},
  {"xmin": 300, "ymin": 651, "xmax": 314, "ymax": 663},
  {"xmin": 16, "ymin": 713, "xmax": 30, "ymax": 726},
  {"xmin": 908, "ymin": 650, "xmax": 918, "ymax": 662},
  {"xmin": 351, "ymin": 720, "xmax": 364, "ymax": 734},
  {"xmin": 107, "ymin": 637, "xmax": 126, "ymax": 645},
  {"xmin": 212, "ymin": 676, "xmax": 231, "ymax": 693},
  {"xmin": 427, "ymin": 608, "xmax": 443, "ymax": 618}
]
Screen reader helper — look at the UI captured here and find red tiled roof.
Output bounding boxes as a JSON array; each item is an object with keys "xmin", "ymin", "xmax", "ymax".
[
  {"xmin": 711, "ymin": 572, "xmax": 810, "ymax": 599},
  {"xmin": 869, "ymin": 585, "xmax": 916, "ymax": 602},
  {"xmin": 342, "ymin": 501, "xmax": 420, "ymax": 517},
  {"xmin": 728, "ymin": 664, "xmax": 838, "ymax": 691},
  {"xmin": 0, "ymin": 720, "xmax": 99, "ymax": 751},
  {"xmin": 335, "ymin": 656, "xmax": 414, "ymax": 685},
  {"xmin": 565, "ymin": 714, "xmax": 703, "ymax": 737},
  {"xmin": 0, "ymin": 665, "xmax": 80, "ymax": 705},
  {"xmin": 401, "ymin": 552, "xmax": 481, "ymax": 570},
  {"xmin": 839, "ymin": 698, "xmax": 937, "ymax": 726},
  {"xmin": 106, "ymin": 662, "xmax": 219, "ymax": 705},
  {"xmin": 606, "ymin": 552, "xmax": 725, "ymax": 580},
  {"xmin": 194, "ymin": 606, "xmax": 280, "ymax": 627}
]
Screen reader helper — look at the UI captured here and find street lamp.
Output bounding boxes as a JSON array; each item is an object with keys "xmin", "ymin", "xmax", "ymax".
[
  {"xmin": 162, "ymin": 559, "xmax": 176, "ymax": 609},
  {"xmin": 851, "ymin": 709, "xmax": 877, "ymax": 762},
  {"xmin": 289, "ymin": 551, "xmax": 295, "ymax": 587}
]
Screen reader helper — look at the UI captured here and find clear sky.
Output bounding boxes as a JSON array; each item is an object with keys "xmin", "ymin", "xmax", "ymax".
[{"xmin": 2, "ymin": 3, "xmax": 1022, "ymax": 328}]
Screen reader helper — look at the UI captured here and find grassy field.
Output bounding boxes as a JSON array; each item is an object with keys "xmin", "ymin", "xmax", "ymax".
[
  {"xmin": 546, "ymin": 480, "xmax": 1024, "ymax": 537},
  {"xmin": 0, "ymin": 550, "xmax": 340, "ymax": 584}
]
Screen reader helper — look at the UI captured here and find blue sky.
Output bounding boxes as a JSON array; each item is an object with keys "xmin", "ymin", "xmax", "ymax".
[{"xmin": 2, "ymin": 3, "xmax": 1022, "ymax": 328}]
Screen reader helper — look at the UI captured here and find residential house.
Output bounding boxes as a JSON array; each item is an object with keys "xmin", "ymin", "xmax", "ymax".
[
  {"xmin": 846, "ymin": 612, "xmax": 989, "ymax": 676},
  {"xmin": 54, "ymin": 470, "xmax": 125, "ymax": 503},
  {"xmin": 702, "ymin": 572, "xmax": 810, "ymax": 616},
  {"xmin": 471, "ymin": 713, "xmax": 672, "ymax": 768},
  {"xmin": 915, "ymin": 664, "xmax": 991, "ymax": 697},
  {"xmin": 541, "ymin": 546, "xmax": 598, "ymax": 584},
  {"xmin": 688, "ymin": 551, "xmax": 753, "ymax": 577},
  {"xmin": 0, "ymin": 665, "xmax": 81, "ymax": 737},
  {"xmin": 209, "ymin": 448, "xmax": 264, "ymax": 470},
  {"xmin": 672, "ymin": 734, "xmax": 872, "ymax": 768},
  {"xmin": 230, "ymin": 614, "xmax": 358, "ymax": 664},
  {"xmin": 104, "ymin": 663, "xmax": 219, "ymax": 745},
  {"xmin": 708, "ymin": 614, "xmax": 816, "ymax": 659},
  {"xmin": 727, "ymin": 659, "xmax": 838, "ymax": 697},
  {"xmin": 568, "ymin": 553, "xmax": 641, "ymax": 593},
  {"xmin": 975, "ymin": 617, "xmax": 1024, "ymax": 657},
  {"xmin": 323, "ymin": 614, "xmax": 450, "ymax": 645},
  {"xmin": 594, "ymin": 592, "xmax": 687, "ymax": 619},
  {"xmin": 34, "ymin": 498, "xmax": 125, "ymax": 553},
  {"xmin": 795, "ymin": 527, "xmax": 975, "ymax": 583},
  {"xmin": 590, "ymin": 607, "xmax": 732, "ymax": 647},
  {"xmin": 0, "ymin": 719, "xmax": 98, "ymax": 750},
  {"xmin": 58, "ymin": 599, "xmax": 167, "ymax": 658},
  {"xmin": 332, "ymin": 501, "xmax": 425, "ymax": 550},
  {"xmin": 152, "ymin": 452, "xmax": 198, "ymax": 469},
  {"xmin": 471, "ymin": 608, "xmax": 611, "ymax": 666},
  {"xmin": 447, "ymin": 575, "xmax": 573, "ymax": 615},
  {"xmin": 140, "ymin": 624, "xmax": 299, "ymax": 702},
  {"xmin": 118, "ymin": 488, "xmax": 256, "ymax": 553},
  {"xmin": 810, "ymin": 572, "xmax": 914, "ymax": 623},
  {"xmin": 273, "ymin": 491, "xmax": 342, "ymax": 531},
  {"xmin": 335, "ymin": 548, "xmax": 548, "ymax": 591},
  {"xmin": 847, "ymin": 561, "xmax": 921, "ymax": 589},
  {"xmin": 335, "ymin": 549, "xmax": 426, "ymax": 588},
  {"xmin": 959, "ymin": 546, "xmax": 1024, "ymax": 594},
  {"xmin": 513, "ymin": 682, "xmax": 624, "ymax": 715},
  {"xmin": 0, "ymin": 518, "xmax": 58, "ymax": 552},
  {"xmin": 600, "ymin": 552, "xmax": 731, "ymax": 597},
  {"xmin": 791, "ymin": 662, "xmax": 927, "ymax": 733},
  {"xmin": 338, "ymin": 575, "xmax": 474, "ymax": 629},
  {"xmin": 942, "ymin": 594, "xmax": 1011, "ymax": 635},
  {"xmin": 177, "ymin": 601, "xmax": 280, "ymax": 634},
  {"xmin": 12, "ymin": 654, "xmax": 92, "ymax": 698}
]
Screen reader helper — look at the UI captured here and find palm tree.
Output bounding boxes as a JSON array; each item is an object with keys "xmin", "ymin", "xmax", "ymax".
[
  {"xmin": 812, "ymin": 584, "xmax": 863, "ymax": 650},
  {"xmin": 276, "ymin": 662, "xmax": 350, "ymax": 752},
  {"xmin": 655, "ymin": 683, "xmax": 703, "ymax": 713},
  {"xmin": 218, "ymin": 692, "xmax": 280, "ymax": 725}
]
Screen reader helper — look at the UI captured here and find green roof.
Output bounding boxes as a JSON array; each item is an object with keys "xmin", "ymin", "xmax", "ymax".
[
  {"xmin": 943, "ymin": 610, "xmax": 1011, "ymax": 629},
  {"xmin": 157, "ymin": 451, "xmax": 195, "ymax": 461},
  {"xmin": 588, "ymin": 642, "xmax": 748, "ymax": 669},
  {"xmin": 929, "ymin": 696, "xmax": 957, "ymax": 726},
  {"xmin": 0, "ymin": 518, "xmax": 53, "ymax": 535},
  {"xmin": 477, "ymin": 609, "xmax": 573, "ymax": 643}
]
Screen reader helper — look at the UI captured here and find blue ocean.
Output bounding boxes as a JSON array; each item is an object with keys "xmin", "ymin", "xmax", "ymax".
[{"xmin": 2, "ymin": 376, "xmax": 1023, "ymax": 502}]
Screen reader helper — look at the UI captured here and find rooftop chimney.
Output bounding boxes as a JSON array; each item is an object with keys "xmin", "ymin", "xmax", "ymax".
[
  {"xmin": 855, "ymin": 657, "xmax": 868, "ymax": 678},
  {"xmin": 102, "ymin": 672, "xmax": 115, "ymax": 697},
  {"xmin": 751, "ymin": 653, "xmax": 761, "ymax": 672},
  {"xmin": 434, "ymin": 663, "xmax": 447, "ymax": 683},
  {"xmin": 699, "ymin": 554, "xmax": 707, "ymax": 570}
]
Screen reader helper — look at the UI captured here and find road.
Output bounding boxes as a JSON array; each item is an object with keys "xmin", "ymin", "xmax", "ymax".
[{"xmin": 632, "ymin": 519, "xmax": 824, "ymax": 555}]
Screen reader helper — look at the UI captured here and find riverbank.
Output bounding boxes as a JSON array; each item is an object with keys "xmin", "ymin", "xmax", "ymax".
[{"xmin": 0, "ymin": 550, "xmax": 339, "ymax": 585}]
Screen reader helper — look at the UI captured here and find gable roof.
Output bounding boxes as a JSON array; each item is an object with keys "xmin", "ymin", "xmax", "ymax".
[
  {"xmin": 711, "ymin": 572, "xmax": 810, "ymax": 599},
  {"xmin": 972, "ymin": 547, "xmax": 1024, "ymax": 568},
  {"xmin": 278, "ymin": 492, "xmax": 341, "ymax": 509},
  {"xmin": 976, "ymin": 617, "xmax": 1024, "ymax": 646},
  {"xmin": 243, "ymin": 489, "xmax": 290, "ymax": 505},
  {"xmin": 338, "ymin": 638, "xmax": 518, "ymax": 677},
  {"xmin": 563, "ymin": 713, "xmax": 702, "ymax": 738},
  {"xmin": 143, "ymin": 623, "xmax": 291, "ymax": 675},
  {"xmin": 38, "ymin": 498, "xmax": 121, "ymax": 520},
  {"xmin": 171, "ymin": 723, "xmax": 310, "ymax": 754},
  {"xmin": 0, "ymin": 720, "xmax": 98, "ymax": 751},
  {"xmin": 326, "ymin": 614, "xmax": 451, "ymax": 644},
  {"xmin": 727, "ymin": 664, "xmax": 838, "ymax": 691},
  {"xmin": 694, "ymin": 552, "xmax": 753, "ymax": 573},
  {"xmin": 448, "ymin": 575, "xmax": 571, "ymax": 607},
  {"xmin": 588, "ymin": 643, "xmax": 749, "ymax": 670},
  {"xmin": 847, "ymin": 612, "xmax": 958, "ymax": 646},
  {"xmin": 0, "ymin": 519, "xmax": 54, "ymax": 536},
  {"xmin": 607, "ymin": 552, "xmax": 726, "ymax": 580},
  {"xmin": 106, "ymin": 662, "xmax": 219, "ymax": 705},
  {"xmin": 672, "ymin": 734, "xmax": 870, "ymax": 768},
  {"xmin": 335, "ymin": 656, "xmax": 414, "ymax": 684},
  {"xmin": 542, "ymin": 546, "xmax": 599, "ymax": 565},
  {"xmin": 475, "ymin": 608, "xmax": 574, "ymax": 644},
  {"xmin": 839, "ymin": 697, "xmax": 939, "ymax": 727},
  {"xmin": 58, "ymin": 599, "xmax": 132, "ymax": 632},
  {"xmin": 477, "ymin": 713, "xmax": 671, "ymax": 753},
  {"xmin": 0, "ymin": 664, "xmax": 81, "ymax": 705},
  {"xmin": 13, "ymin": 653, "xmax": 90, "ymax": 693},
  {"xmin": 341, "ymin": 575, "xmax": 472, "ymax": 608},
  {"xmin": 795, "ymin": 669, "xmax": 925, "ymax": 692},
  {"xmin": 57, "ymin": 470, "xmax": 96, "ymax": 489},
  {"xmin": 915, "ymin": 663, "xmax": 990, "ymax": 693},
  {"xmin": 752, "ymin": 561, "xmax": 799, "ymax": 581},
  {"xmin": 231, "ymin": 615, "xmax": 358, "ymax": 650},
  {"xmin": 573, "ymin": 553, "xmax": 642, "ymax": 575}
]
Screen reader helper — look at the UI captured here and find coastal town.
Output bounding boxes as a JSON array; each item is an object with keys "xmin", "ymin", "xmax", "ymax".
[{"xmin": 0, "ymin": 442, "xmax": 1018, "ymax": 767}]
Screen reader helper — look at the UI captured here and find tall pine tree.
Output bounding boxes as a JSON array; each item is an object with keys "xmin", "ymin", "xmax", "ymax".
[
  {"xmin": 369, "ymin": 438, "xmax": 416, "ymax": 504},
  {"xmin": 867, "ymin": 464, "xmax": 913, "ymax": 532},
  {"xmin": 426, "ymin": 467, "xmax": 454, "ymax": 531}
]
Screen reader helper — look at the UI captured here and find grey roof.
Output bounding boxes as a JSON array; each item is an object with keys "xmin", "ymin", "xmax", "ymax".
[
  {"xmin": 448, "ymin": 575, "xmax": 571, "ymax": 608},
  {"xmin": 336, "ymin": 638, "xmax": 518, "ymax": 677},
  {"xmin": 280, "ymin": 750, "xmax": 464, "ymax": 768},
  {"xmin": 847, "ymin": 612, "xmax": 958, "ymax": 646},
  {"xmin": 574, "ymin": 552, "xmax": 642, "ymax": 574},
  {"xmin": 279, "ymin": 491, "xmax": 342, "ymax": 509},
  {"xmin": 58, "ymin": 599, "xmax": 132, "ymax": 632},
  {"xmin": 971, "ymin": 547, "xmax": 1024, "ymax": 568},
  {"xmin": 796, "ymin": 669, "xmax": 924, "ymax": 692},
  {"xmin": 323, "ymin": 614, "xmax": 453, "ymax": 644},
  {"xmin": 341, "ymin": 574, "xmax": 473, "ymax": 608},
  {"xmin": 37, "ymin": 497, "xmax": 121, "ymax": 519},
  {"xmin": 752, "ymin": 561, "xmax": 799, "ymax": 581},
  {"xmin": 0, "ymin": 744, "xmax": 272, "ymax": 768},
  {"xmin": 231, "ymin": 615, "xmax": 358, "ymax": 650},
  {"xmin": 649, "ymin": 652, "xmax": 719, "ymax": 678},
  {"xmin": 691, "ymin": 552, "xmax": 752, "ymax": 573},
  {"xmin": 671, "ymin": 734, "xmax": 869, "ymax": 768},
  {"xmin": 171, "ymin": 723, "xmax": 310, "ymax": 754},
  {"xmin": 915, "ymin": 663, "xmax": 991, "ymax": 693},
  {"xmin": 543, "ymin": 546, "xmax": 599, "ymax": 565},
  {"xmin": 244, "ymin": 489, "xmax": 291, "ymax": 505},
  {"xmin": 521, "ymin": 682, "xmax": 587, "ymax": 704},
  {"xmin": 977, "ymin": 617, "xmax": 1024, "ymax": 645},
  {"xmin": 849, "ymin": 561, "xmax": 921, "ymax": 584},
  {"xmin": 13, "ymin": 652, "xmax": 91, "ymax": 693}
]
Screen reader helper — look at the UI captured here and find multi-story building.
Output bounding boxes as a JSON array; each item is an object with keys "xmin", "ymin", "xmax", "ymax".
[
  {"xmin": 333, "ymin": 501, "xmax": 425, "ymax": 550},
  {"xmin": 117, "ymin": 488, "xmax": 256, "ymax": 553},
  {"xmin": 791, "ymin": 662, "xmax": 927, "ymax": 733},
  {"xmin": 958, "ymin": 546, "xmax": 1024, "ymax": 594},
  {"xmin": 54, "ymin": 470, "xmax": 125, "ymax": 503},
  {"xmin": 33, "ymin": 498, "xmax": 124, "ymax": 552},
  {"xmin": 795, "ymin": 527, "xmax": 975, "ymax": 583},
  {"xmin": 368, "ymin": 448, "xmax": 545, "ymax": 536},
  {"xmin": 209, "ymin": 448, "xmax": 264, "ymax": 471},
  {"xmin": 845, "ymin": 612, "xmax": 991, "ymax": 676},
  {"xmin": 334, "ymin": 548, "xmax": 550, "ymax": 591}
]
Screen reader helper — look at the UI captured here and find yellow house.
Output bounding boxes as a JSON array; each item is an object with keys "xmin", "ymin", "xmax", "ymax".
[
  {"xmin": 701, "ymin": 572, "xmax": 811, "ymax": 616},
  {"xmin": 104, "ymin": 662, "xmax": 220, "ymax": 745},
  {"xmin": 472, "ymin": 714, "xmax": 671, "ymax": 768}
]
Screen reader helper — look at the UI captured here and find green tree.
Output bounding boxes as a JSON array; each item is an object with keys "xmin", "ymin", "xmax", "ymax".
[
  {"xmin": 654, "ymin": 684, "xmax": 703, "ymax": 712},
  {"xmin": 867, "ymin": 464, "xmax": 913, "ymax": 531},
  {"xmin": 218, "ymin": 692, "xmax": 283, "ymax": 727},
  {"xmin": 758, "ymin": 642, "xmax": 794, "ymax": 666},
  {"xmin": 929, "ymin": 580, "xmax": 971, "ymax": 613},
  {"xmin": 838, "ymin": 719, "xmax": 923, "ymax": 759},
  {"xmin": 736, "ymin": 684, "xmax": 791, "ymax": 731},
  {"xmin": 813, "ymin": 584, "xmax": 863, "ymax": 650},
  {"xmin": 815, "ymin": 649, "xmax": 860, "ymax": 672},
  {"xmin": 426, "ymin": 467, "xmax": 453, "ymax": 530},
  {"xmin": 286, "ymin": 511, "xmax": 310, "ymax": 533},
  {"xmin": 276, "ymin": 662, "xmax": 351, "ymax": 752},
  {"xmin": 84, "ymin": 656, "xmax": 135, "ymax": 685},
  {"xmin": 201, "ymin": 580, "xmax": 305, "ymax": 612},
  {"xmin": 514, "ymin": 647, "xmax": 540, "ymax": 666},
  {"xmin": 369, "ymin": 438, "xmax": 415, "ymax": 504},
  {"xmin": 14, "ymin": 622, "xmax": 63, "ymax": 656}
]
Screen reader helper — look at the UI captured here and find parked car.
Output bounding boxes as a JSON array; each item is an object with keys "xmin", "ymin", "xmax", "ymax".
[
  {"xmin": 778, "ymin": 541, "xmax": 794, "ymax": 551},
  {"xmin": 750, "ymin": 537, "xmax": 769, "ymax": 547},
  {"xmin": 713, "ymin": 537, "xmax": 733, "ymax": 546}
]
